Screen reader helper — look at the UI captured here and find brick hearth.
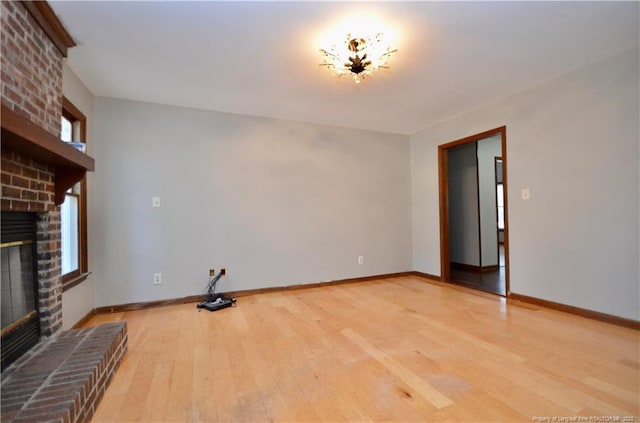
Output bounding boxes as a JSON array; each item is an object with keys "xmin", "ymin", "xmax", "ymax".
[{"xmin": 0, "ymin": 322, "xmax": 128, "ymax": 423}]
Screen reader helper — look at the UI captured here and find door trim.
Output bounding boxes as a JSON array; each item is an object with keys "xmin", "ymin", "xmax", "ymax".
[{"xmin": 438, "ymin": 126, "xmax": 510, "ymax": 296}]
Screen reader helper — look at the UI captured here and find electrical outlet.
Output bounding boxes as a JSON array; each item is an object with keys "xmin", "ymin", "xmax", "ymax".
[
  {"xmin": 153, "ymin": 273, "xmax": 162, "ymax": 285},
  {"xmin": 209, "ymin": 269, "xmax": 215, "ymax": 277},
  {"xmin": 220, "ymin": 268, "xmax": 226, "ymax": 275},
  {"xmin": 358, "ymin": 256, "xmax": 364, "ymax": 265}
]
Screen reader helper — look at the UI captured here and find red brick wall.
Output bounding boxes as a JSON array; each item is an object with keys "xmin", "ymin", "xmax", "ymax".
[
  {"xmin": 36, "ymin": 212, "xmax": 63, "ymax": 337},
  {"xmin": 1, "ymin": 150, "xmax": 56, "ymax": 212},
  {"xmin": 1, "ymin": 1, "xmax": 65, "ymax": 336},
  {"xmin": 1, "ymin": 0, "xmax": 63, "ymax": 138}
]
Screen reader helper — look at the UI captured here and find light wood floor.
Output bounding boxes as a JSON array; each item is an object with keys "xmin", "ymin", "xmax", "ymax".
[{"xmin": 83, "ymin": 275, "xmax": 639, "ymax": 422}]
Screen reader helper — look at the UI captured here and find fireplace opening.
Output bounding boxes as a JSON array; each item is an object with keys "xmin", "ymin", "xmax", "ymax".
[{"xmin": 1, "ymin": 212, "xmax": 40, "ymax": 371}]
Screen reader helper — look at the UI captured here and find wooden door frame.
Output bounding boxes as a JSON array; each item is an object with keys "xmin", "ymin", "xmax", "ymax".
[{"xmin": 438, "ymin": 126, "xmax": 510, "ymax": 296}]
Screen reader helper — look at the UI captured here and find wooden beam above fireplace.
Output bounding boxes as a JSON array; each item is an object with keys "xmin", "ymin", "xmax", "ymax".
[{"xmin": 1, "ymin": 105, "xmax": 95, "ymax": 205}]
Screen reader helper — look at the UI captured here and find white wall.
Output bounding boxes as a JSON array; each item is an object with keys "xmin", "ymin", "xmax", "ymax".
[
  {"xmin": 477, "ymin": 135, "xmax": 502, "ymax": 267},
  {"xmin": 92, "ymin": 98, "xmax": 412, "ymax": 307},
  {"xmin": 448, "ymin": 143, "xmax": 480, "ymax": 266},
  {"xmin": 411, "ymin": 49, "xmax": 639, "ymax": 320},
  {"xmin": 61, "ymin": 62, "xmax": 95, "ymax": 329}
]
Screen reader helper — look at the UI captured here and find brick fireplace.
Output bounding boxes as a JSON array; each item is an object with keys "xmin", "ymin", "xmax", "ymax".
[
  {"xmin": 1, "ymin": 153, "xmax": 62, "ymax": 339},
  {"xmin": 1, "ymin": 0, "xmax": 95, "ymax": 367},
  {"xmin": 1, "ymin": 3, "xmax": 128, "ymax": 421},
  {"xmin": 1, "ymin": 0, "xmax": 69, "ymax": 346}
]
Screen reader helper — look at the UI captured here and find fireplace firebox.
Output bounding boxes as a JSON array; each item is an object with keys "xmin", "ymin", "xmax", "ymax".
[{"xmin": 1, "ymin": 212, "xmax": 40, "ymax": 371}]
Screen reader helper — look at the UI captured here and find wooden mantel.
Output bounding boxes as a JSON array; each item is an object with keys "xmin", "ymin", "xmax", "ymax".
[{"xmin": 1, "ymin": 104, "xmax": 95, "ymax": 205}]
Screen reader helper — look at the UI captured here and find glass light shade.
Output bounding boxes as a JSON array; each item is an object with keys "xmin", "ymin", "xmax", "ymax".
[{"xmin": 319, "ymin": 32, "xmax": 397, "ymax": 83}]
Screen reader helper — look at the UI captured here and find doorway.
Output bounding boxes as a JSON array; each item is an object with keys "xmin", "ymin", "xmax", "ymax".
[{"xmin": 438, "ymin": 126, "xmax": 510, "ymax": 296}]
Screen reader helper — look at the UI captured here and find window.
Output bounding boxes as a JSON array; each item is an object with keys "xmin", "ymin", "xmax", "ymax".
[
  {"xmin": 496, "ymin": 183, "xmax": 505, "ymax": 230},
  {"xmin": 60, "ymin": 97, "xmax": 88, "ymax": 290}
]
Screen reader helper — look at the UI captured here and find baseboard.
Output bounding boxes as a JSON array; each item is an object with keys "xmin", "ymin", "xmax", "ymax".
[
  {"xmin": 451, "ymin": 262, "xmax": 498, "ymax": 272},
  {"xmin": 94, "ymin": 272, "xmax": 414, "ymax": 314},
  {"xmin": 410, "ymin": 270, "xmax": 441, "ymax": 281},
  {"xmin": 95, "ymin": 294, "xmax": 204, "ymax": 314},
  {"xmin": 480, "ymin": 265, "xmax": 499, "ymax": 272},
  {"xmin": 509, "ymin": 293, "xmax": 639, "ymax": 330},
  {"xmin": 411, "ymin": 271, "xmax": 505, "ymax": 299},
  {"xmin": 413, "ymin": 274, "xmax": 639, "ymax": 328},
  {"xmin": 227, "ymin": 272, "xmax": 414, "ymax": 298},
  {"xmin": 79, "ymin": 274, "xmax": 640, "ymax": 332},
  {"xmin": 450, "ymin": 262, "xmax": 477, "ymax": 271},
  {"xmin": 71, "ymin": 309, "xmax": 96, "ymax": 329}
]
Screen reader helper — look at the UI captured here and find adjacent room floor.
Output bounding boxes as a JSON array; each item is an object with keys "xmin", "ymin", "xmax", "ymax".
[
  {"xmin": 450, "ymin": 244, "xmax": 506, "ymax": 296},
  {"xmin": 82, "ymin": 275, "xmax": 638, "ymax": 422}
]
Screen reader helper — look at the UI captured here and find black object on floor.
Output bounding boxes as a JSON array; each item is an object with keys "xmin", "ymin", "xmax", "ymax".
[{"xmin": 197, "ymin": 270, "xmax": 236, "ymax": 312}]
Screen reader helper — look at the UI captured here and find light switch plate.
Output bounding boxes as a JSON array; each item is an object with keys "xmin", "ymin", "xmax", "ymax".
[
  {"xmin": 152, "ymin": 197, "xmax": 161, "ymax": 208},
  {"xmin": 521, "ymin": 189, "xmax": 530, "ymax": 200}
]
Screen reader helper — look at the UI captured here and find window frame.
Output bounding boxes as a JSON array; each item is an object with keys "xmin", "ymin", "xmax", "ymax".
[{"xmin": 60, "ymin": 97, "xmax": 89, "ymax": 291}]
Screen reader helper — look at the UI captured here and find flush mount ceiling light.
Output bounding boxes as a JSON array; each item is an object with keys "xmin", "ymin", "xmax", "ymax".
[{"xmin": 319, "ymin": 32, "xmax": 397, "ymax": 84}]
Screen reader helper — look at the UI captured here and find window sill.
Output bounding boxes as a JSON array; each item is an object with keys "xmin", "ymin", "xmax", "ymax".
[{"xmin": 61, "ymin": 272, "xmax": 91, "ymax": 292}]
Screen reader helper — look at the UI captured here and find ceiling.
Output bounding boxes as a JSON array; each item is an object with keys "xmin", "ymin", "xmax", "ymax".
[{"xmin": 50, "ymin": 1, "xmax": 639, "ymax": 135}]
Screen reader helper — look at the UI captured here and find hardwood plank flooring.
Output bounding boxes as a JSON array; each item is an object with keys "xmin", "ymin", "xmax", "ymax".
[{"xmin": 83, "ymin": 275, "xmax": 639, "ymax": 422}]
